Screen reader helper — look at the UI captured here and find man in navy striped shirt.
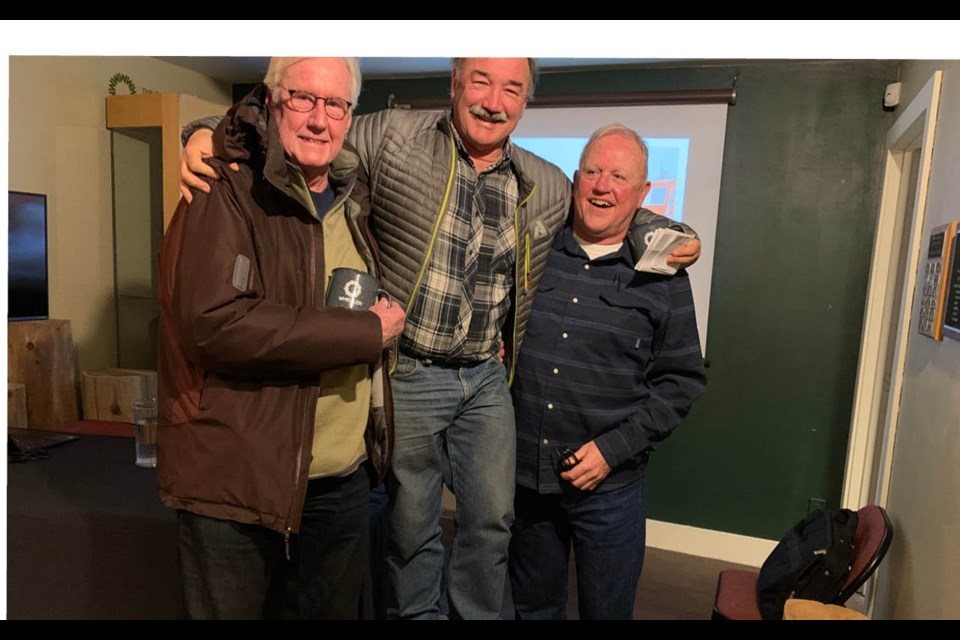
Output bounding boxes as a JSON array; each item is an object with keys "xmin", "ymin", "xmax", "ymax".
[{"xmin": 508, "ymin": 124, "xmax": 708, "ymax": 620}]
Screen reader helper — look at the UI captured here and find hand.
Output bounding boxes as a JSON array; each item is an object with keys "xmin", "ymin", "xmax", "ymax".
[
  {"xmin": 668, "ymin": 238, "xmax": 701, "ymax": 269},
  {"xmin": 560, "ymin": 440, "xmax": 612, "ymax": 491},
  {"xmin": 178, "ymin": 129, "xmax": 240, "ymax": 203},
  {"xmin": 368, "ymin": 297, "xmax": 406, "ymax": 349}
]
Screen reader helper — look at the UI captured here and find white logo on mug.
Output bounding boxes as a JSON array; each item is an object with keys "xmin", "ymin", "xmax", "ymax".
[
  {"xmin": 343, "ymin": 280, "xmax": 362, "ymax": 303},
  {"xmin": 327, "ymin": 268, "xmax": 391, "ymax": 310}
]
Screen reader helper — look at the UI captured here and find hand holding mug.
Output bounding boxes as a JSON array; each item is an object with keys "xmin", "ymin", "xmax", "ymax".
[
  {"xmin": 369, "ymin": 297, "xmax": 405, "ymax": 348},
  {"xmin": 325, "ymin": 268, "xmax": 404, "ymax": 349}
]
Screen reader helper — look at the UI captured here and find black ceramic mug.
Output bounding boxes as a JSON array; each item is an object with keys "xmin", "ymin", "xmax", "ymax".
[{"xmin": 326, "ymin": 268, "xmax": 390, "ymax": 310}]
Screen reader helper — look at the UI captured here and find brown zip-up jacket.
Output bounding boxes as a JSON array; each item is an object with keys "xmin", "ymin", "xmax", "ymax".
[{"xmin": 157, "ymin": 86, "xmax": 393, "ymax": 535}]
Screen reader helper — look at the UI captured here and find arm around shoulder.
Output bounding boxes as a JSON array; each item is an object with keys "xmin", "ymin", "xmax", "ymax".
[{"xmin": 181, "ymin": 115, "xmax": 224, "ymax": 147}]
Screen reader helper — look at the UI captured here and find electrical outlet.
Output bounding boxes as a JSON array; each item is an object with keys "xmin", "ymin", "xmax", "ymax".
[{"xmin": 808, "ymin": 497, "xmax": 827, "ymax": 513}]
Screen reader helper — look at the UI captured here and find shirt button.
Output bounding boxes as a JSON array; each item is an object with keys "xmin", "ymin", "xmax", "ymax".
[
  {"xmin": 543, "ymin": 439, "xmax": 549, "ymax": 445},
  {"xmin": 562, "ymin": 332, "xmax": 569, "ymax": 339},
  {"xmin": 547, "ymin": 403, "xmax": 554, "ymax": 410},
  {"xmin": 584, "ymin": 264, "xmax": 590, "ymax": 270},
  {"xmin": 572, "ymin": 297, "xmax": 579, "ymax": 304},
  {"xmin": 552, "ymin": 368, "xmax": 559, "ymax": 375}
]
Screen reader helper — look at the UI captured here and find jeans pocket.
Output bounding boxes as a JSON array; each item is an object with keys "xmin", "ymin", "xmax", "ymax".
[{"xmin": 390, "ymin": 354, "xmax": 422, "ymax": 379}]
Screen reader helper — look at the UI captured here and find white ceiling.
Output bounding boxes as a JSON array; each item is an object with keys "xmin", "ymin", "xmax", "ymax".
[{"xmin": 154, "ymin": 57, "xmax": 674, "ymax": 85}]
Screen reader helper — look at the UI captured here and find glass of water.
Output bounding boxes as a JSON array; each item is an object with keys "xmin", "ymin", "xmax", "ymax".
[{"xmin": 133, "ymin": 399, "xmax": 158, "ymax": 468}]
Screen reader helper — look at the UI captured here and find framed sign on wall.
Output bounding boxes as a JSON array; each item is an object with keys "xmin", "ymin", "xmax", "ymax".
[
  {"xmin": 918, "ymin": 221, "xmax": 958, "ymax": 341},
  {"xmin": 941, "ymin": 224, "xmax": 960, "ymax": 342}
]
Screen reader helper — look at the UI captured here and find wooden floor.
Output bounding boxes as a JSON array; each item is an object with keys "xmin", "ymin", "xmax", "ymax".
[
  {"xmin": 629, "ymin": 548, "xmax": 754, "ymax": 620},
  {"xmin": 440, "ymin": 517, "xmax": 756, "ymax": 620},
  {"xmin": 514, "ymin": 547, "xmax": 754, "ymax": 620}
]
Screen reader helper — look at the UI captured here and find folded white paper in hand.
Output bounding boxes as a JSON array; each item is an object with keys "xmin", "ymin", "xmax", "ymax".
[{"xmin": 634, "ymin": 227, "xmax": 697, "ymax": 275}]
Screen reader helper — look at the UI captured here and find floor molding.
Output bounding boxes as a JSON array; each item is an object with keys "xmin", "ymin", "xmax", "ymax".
[{"xmin": 647, "ymin": 519, "xmax": 776, "ymax": 568}]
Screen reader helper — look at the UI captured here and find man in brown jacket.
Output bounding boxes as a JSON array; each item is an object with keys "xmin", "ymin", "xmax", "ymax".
[{"xmin": 157, "ymin": 57, "xmax": 405, "ymax": 619}]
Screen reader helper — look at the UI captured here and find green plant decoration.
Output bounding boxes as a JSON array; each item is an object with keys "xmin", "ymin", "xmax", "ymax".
[{"xmin": 108, "ymin": 73, "xmax": 137, "ymax": 96}]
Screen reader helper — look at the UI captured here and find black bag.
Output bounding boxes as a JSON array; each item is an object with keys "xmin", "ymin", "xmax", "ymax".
[{"xmin": 755, "ymin": 508, "xmax": 859, "ymax": 620}]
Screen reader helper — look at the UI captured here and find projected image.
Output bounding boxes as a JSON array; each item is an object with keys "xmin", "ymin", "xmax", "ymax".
[
  {"xmin": 514, "ymin": 137, "xmax": 690, "ymax": 222},
  {"xmin": 512, "ymin": 104, "xmax": 728, "ymax": 353}
]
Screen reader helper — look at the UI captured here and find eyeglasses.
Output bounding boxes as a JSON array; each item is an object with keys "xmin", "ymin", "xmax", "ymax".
[
  {"xmin": 553, "ymin": 445, "xmax": 580, "ymax": 471},
  {"xmin": 282, "ymin": 88, "xmax": 352, "ymax": 120}
]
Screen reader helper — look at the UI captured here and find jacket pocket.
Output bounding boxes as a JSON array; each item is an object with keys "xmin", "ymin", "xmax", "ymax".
[
  {"xmin": 599, "ymin": 289, "xmax": 652, "ymax": 313},
  {"xmin": 535, "ymin": 271, "xmax": 560, "ymax": 294},
  {"xmin": 597, "ymin": 290, "xmax": 655, "ymax": 352}
]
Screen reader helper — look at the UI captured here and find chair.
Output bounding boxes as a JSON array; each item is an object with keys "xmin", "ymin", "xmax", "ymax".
[{"xmin": 711, "ymin": 504, "xmax": 894, "ymax": 620}]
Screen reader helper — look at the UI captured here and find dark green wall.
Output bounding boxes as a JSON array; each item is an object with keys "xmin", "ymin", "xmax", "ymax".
[
  {"xmin": 644, "ymin": 61, "xmax": 894, "ymax": 539},
  {"xmin": 360, "ymin": 60, "xmax": 898, "ymax": 539}
]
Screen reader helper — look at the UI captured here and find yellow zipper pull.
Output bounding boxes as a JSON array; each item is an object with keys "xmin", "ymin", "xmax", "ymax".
[{"xmin": 524, "ymin": 233, "xmax": 531, "ymax": 292}]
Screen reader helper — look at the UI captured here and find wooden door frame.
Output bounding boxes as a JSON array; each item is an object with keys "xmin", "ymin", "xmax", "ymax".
[{"xmin": 844, "ymin": 71, "xmax": 943, "ymax": 511}]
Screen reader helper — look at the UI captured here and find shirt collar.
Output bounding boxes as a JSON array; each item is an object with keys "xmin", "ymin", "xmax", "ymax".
[{"xmin": 555, "ymin": 225, "xmax": 633, "ymax": 266}]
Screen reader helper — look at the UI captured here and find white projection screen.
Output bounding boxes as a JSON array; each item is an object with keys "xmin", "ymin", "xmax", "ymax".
[{"xmin": 512, "ymin": 104, "xmax": 728, "ymax": 353}]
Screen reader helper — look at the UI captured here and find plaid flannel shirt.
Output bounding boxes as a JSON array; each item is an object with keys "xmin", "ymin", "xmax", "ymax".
[{"xmin": 399, "ymin": 125, "xmax": 519, "ymax": 363}]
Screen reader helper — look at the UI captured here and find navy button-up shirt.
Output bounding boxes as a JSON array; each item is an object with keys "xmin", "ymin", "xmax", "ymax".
[{"xmin": 512, "ymin": 225, "xmax": 707, "ymax": 494}]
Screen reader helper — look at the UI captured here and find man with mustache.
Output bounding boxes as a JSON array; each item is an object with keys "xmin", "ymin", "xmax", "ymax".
[{"xmin": 179, "ymin": 58, "xmax": 702, "ymax": 619}]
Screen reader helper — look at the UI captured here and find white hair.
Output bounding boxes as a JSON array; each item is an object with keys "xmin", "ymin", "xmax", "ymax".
[
  {"xmin": 263, "ymin": 57, "xmax": 362, "ymax": 107},
  {"xmin": 580, "ymin": 123, "xmax": 649, "ymax": 180}
]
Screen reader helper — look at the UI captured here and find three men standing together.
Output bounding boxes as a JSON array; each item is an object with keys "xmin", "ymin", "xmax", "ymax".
[{"xmin": 165, "ymin": 56, "xmax": 705, "ymax": 620}]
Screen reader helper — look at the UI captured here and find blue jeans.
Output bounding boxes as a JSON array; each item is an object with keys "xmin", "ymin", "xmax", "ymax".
[
  {"xmin": 508, "ymin": 476, "xmax": 647, "ymax": 620},
  {"xmin": 385, "ymin": 353, "xmax": 515, "ymax": 619},
  {"xmin": 178, "ymin": 467, "xmax": 370, "ymax": 620}
]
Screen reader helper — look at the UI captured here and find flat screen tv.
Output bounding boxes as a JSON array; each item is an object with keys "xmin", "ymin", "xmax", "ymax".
[{"xmin": 8, "ymin": 191, "xmax": 49, "ymax": 321}]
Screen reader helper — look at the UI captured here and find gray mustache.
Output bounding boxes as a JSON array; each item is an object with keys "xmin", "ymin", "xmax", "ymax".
[{"xmin": 469, "ymin": 104, "xmax": 508, "ymax": 123}]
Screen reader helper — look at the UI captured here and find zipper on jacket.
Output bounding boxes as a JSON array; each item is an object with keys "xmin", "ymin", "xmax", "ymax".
[
  {"xmin": 287, "ymin": 221, "xmax": 318, "ymax": 537},
  {"xmin": 524, "ymin": 233, "xmax": 531, "ymax": 292},
  {"xmin": 389, "ymin": 125, "xmax": 458, "ymax": 375},
  {"xmin": 509, "ymin": 185, "xmax": 538, "ymax": 387},
  {"xmin": 284, "ymin": 529, "xmax": 292, "ymax": 561}
]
